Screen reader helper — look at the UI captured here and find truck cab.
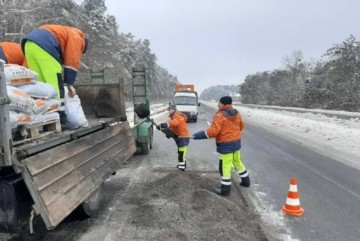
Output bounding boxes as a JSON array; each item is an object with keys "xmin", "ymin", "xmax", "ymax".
[{"xmin": 173, "ymin": 84, "xmax": 200, "ymax": 122}]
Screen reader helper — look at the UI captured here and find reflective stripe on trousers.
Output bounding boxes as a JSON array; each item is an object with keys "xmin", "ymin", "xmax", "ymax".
[
  {"xmin": 219, "ymin": 150, "xmax": 247, "ymax": 185},
  {"xmin": 177, "ymin": 146, "xmax": 188, "ymax": 169}
]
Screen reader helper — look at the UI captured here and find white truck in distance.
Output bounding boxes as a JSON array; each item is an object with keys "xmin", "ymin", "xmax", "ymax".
[{"xmin": 173, "ymin": 84, "xmax": 200, "ymax": 122}]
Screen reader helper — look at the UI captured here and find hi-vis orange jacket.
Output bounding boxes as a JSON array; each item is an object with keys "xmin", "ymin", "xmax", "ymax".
[
  {"xmin": 21, "ymin": 24, "xmax": 86, "ymax": 85},
  {"xmin": 0, "ymin": 42, "xmax": 25, "ymax": 66},
  {"xmin": 169, "ymin": 111, "xmax": 190, "ymax": 147},
  {"xmin": 193, "ymin": 105, "xmax": 244, "ymax": 153}
]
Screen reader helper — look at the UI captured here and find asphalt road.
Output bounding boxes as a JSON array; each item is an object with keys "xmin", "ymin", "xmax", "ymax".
[
  {"xmin": 3, "ymin": 104, "xmax": 359, "ymax": 241},
  {"xmin": 197, "ymin": 104, "xmax": 360, "ymax": 241},
  {"xmin": 2, "ymin": 105, "xmax": 268, "ymax": 241}
]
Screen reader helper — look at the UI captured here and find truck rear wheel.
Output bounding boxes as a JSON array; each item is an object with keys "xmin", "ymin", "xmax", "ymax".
[
  {"xmin": 149, "ymin": 127, "xmax": 153, "ymax": 149},
  {"xmin": 140, "ymin": 129, "xmax": 152, "ymax": 154},
  {"xmin": 78, "ymin": 183, "xmax": 103, "ymax": 217}
]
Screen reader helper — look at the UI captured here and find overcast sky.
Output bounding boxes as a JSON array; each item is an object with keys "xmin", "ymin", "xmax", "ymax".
[{"xmin": 104, "ymin": 0, "xmax": 360, "ymax": 94}]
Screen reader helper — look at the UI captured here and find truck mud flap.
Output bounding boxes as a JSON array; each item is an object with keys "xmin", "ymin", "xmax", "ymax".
[
  {"xmin": 0, "ymin": 180, "xmax": 17, "ymax": 227},
  {"xmin": 0, "ymin": 174, "xmax": 31, "ymax": 229},
  {"xmin": 20, "ymin": 122, "xmax": 136, "ymax": 229}
]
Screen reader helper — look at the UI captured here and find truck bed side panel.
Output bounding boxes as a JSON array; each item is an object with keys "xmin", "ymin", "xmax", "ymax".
[
  {"xmin": 76, "ymin": 83, "xmax": 126, "ymax": 118},
  {"xmin": 20, "ymin": 121, "xmax": 136, "ymax": 229}
]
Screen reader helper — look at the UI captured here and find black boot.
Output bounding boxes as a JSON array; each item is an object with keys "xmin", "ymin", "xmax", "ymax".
[
  {"xmin": 177, "ymin": 163, "xmax": 186, "ymax": 171},
  {"xmin": 240, "ymin": 176, "xmax": 251, "ymax": 188},
  {"xmin": 58, "ymin": 111, "xmax": 68, "ymax": 130},
  {"xmin": 58, "ymin": 111, "xmax": 67, "ymax": 124},
  {"xmin": 214, "ymin": 185, "xmax": 231, "ymax": 196}
]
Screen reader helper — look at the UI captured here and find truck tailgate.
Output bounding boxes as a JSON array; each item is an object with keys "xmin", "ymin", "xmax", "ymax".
[{"xmin": 20, "ymin": 121, "xmax": 136, "ymax": 229}]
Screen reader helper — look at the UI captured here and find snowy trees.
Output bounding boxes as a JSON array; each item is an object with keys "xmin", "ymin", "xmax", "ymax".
[
  {"xmin": 0, "ymin": 0, "xmax": 177, "ymax": 101},
  {"xmin": 200, "ymin": 85, "xmax": 239, "ymax": 101},
  {"xmin": 239, "ymin": 36, "xmax": 360, "ymax": 111},
  {"xmin": 321, "ymin": 35, "xmax": 360, "ymax": 110}
]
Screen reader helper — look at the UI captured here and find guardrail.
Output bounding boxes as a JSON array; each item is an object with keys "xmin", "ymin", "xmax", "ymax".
[{"xmin": 233, "ymin": 103, "xmax": 360, "ymax": 120}]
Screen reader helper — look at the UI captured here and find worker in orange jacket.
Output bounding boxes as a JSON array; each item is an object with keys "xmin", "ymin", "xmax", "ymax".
[
  {"xmin": 192, "ymin": 96, "xmax": 250, "ymax": 196},
  {"xmin": 158, "ymin": 104, "xmax": 190, "ymax": 171},
  {"xmin": 21, "ymin": 24, "xmax": 88, "ymax": 125},
  {"xmin": 0, "ymin": 42, "xmax": 26, "ymax": 66}
]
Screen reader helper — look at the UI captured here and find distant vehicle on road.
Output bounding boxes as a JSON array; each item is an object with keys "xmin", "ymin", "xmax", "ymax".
[{"xmin": 173, "ymin": 84, "xmax": 200, "ymax": 122}]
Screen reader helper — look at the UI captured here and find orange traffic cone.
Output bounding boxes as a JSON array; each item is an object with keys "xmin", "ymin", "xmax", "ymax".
[{"xmin": 281, "ymin": 177, "xmax": 304, "ymax": 216}]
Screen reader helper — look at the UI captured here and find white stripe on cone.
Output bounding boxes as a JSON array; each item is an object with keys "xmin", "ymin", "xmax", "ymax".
[
  {"xmin": 286, "ymin": 197, "xmax": 300, "ymax": 206},
  {"xmin": 289, "ymin": 184, "xmax": 298, "ymax": 192}
]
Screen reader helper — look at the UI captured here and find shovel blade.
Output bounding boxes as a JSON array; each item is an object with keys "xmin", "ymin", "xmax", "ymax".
[{"xmin": 134, "ymin": 103, "xmax": 150, "ymax": 119}]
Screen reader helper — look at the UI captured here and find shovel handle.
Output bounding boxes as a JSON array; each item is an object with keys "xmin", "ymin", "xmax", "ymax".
[
  {"xmin": 146, "ymin": 117, "xmax": 159, "ymax": 128},
  {"xmin": 178, "ymin": 136, "xmax": 193, "ymax": 139}
]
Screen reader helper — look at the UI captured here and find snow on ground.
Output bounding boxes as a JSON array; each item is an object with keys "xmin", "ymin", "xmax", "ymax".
[
  {"xmin": 127, "ymin": 101, "xmax": 360, "ymax": 170},
  {"xmin": 126, "ymin": 103, "xmax": 168, "ymax": 127},
  {"xmin": 203, "ymin": 102, "xmax": 360, "ymax": 171},
  {"xmin": 125, "ymin": 101, "xmax": 359, "ymax": 241},
  {"xmin": 202, "ymin": 102, "xmax": 360, "ymax": 241}
]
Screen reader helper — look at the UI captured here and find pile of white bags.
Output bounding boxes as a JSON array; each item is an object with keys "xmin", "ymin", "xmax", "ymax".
[
  {"xmin": 17, "ymin": 81, "xmax": 58, "ymax": 99},
  {"xmin": 4, "ymin": 64, "xmax": 61, "ymax": 132},
  {"xmin": 4, "ymin": 64, "xmax": 37, "ymax": 86},
  {"xmin": 4, "ymin": 64, "xmax": 86, "ymax": 133}
]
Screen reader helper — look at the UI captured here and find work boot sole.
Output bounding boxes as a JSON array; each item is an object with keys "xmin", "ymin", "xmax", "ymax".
[
  {"xmin": 240, "ymin": 176, "xmax": 251, "ymax": 188},
  {"xmin": 177, "ymin": 164, "xmax": 186, "ymax": 171},
  {"xmin": 213, "ymin": 187, "xmax": 230, "ymax": 196}
]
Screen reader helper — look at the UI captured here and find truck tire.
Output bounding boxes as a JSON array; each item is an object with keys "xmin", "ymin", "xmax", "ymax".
[
  {"xmin": 78, "ymin": 183, "xmax": 103, "ymax": 217},
  {"xmin": 150, "ymin": 127, "xmax": 153, "ymax": 150},
  {"xmin": 140, "ymin": 142, "xmax": 149, "ymax": 154},
  {"xmin": 194, "ymin": 117, "xmax": 197, "ymax": 123},
  {"xmin": 141, "ymin": 128, "xmax": 152, "ymax": 154}
]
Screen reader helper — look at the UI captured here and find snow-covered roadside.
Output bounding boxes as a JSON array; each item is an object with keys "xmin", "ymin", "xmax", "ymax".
[
  {"xmin": 203, "ymin": 102, "xmax": 360, "ymax": 170},
  {"xmin": 126, "ymin": 103, "xmax": 168, "ymax": 127},
  {"xmin": 201, "ymin": 102, "xmax": 360, "ymax": 241}
]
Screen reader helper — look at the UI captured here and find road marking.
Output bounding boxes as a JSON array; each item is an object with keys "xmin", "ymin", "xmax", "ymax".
[{"xmin": 275, "ymin": 147, "xmax": 360, "ymax": 200}]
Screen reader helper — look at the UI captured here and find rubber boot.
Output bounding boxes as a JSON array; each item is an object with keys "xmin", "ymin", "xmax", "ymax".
[
  {"xmin": 177, "ymin": 163, "xmax": 186, "ymax": 171},
  {"xmin": 240, "ymin": 176, "xmax": 251, "ymax": 188},
  {"xmin": 214, "ymin": 185, "xmax": 231, "ymax": 196}
]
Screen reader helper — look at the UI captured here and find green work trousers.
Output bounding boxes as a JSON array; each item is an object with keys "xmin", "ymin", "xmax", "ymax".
[
  {"xmin": 219, "ymin": 150, "xmax": 247, "ymax": 186},
  {"xmin": 24, "ymin": 41, "xmax": 63, "ymax": 99}
]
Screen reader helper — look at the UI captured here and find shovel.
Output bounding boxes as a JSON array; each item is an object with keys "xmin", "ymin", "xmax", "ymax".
[
  {"xmin": 134, "ymin": 103, "xmax": 178, "ymax": 139},
  {"xmin": 134, "ymin": 103, "xmax": 159, "ymax": 127}
]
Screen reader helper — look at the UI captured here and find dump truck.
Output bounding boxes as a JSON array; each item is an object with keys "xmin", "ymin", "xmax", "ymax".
[
  {"xmin": 173, "ymin": 84, "xmax": 200, "ymax": 122},
  {"xmin": 0, "ymin": 62, "xmax": 153, "ymax": 234}
]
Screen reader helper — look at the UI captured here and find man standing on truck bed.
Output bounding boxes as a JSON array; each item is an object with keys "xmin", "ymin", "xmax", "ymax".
[
  {"xmin": 192, "ymin": 96, "xmax": 250, "ymax": 196},
  {"xmin": 21, "ymin": 24, "xmax": 88, "ymax": 123},
  {"xmin": 0, "ymin": 42, "xmax": 26, "ymax": 66}
]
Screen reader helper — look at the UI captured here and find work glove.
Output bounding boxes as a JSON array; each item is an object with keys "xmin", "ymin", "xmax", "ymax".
[
  {"xmin": 67, "ymin": 85, "xmax": 76, "ymax": 97},
  {"xmin": 165, "ymin": 132, "xmax": 178, "ymax": 139},
  {"xmin": 159, "ymin": 122, "xmax": 168, "ymax": 130},
  {"xmin": 192, "ymin": 131, "xmax": 208, "ymax": 140}
]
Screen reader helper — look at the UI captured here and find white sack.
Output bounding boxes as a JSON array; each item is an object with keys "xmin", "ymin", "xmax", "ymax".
[
  {"xmin": 31, "ymin": 112, "xmax": 60, "ymax": 125},
  {"xmin": 7, "ymin": 86, "xmax": 35, "ymax": 115},
  {"xmin": 65, "ymin": 94, "xmax": 88, "ymax": 129},
  {"xmin": 44, "ymin": 98, "xmax": 62, "ymax": 113},
  {"xmin": 4, "ymin": 64, "xmax": 37, "ymax": 86},
  {"xmin": 17, "ymin": 82, "xmax": 57, "ymax": 99},
  {"xmin": 33, "ymin": 99, "xmax": 47, "ymax": 114},
  {"xmin": 9, "ymin": 111, "xmax": 33, "ymax": 128}
]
